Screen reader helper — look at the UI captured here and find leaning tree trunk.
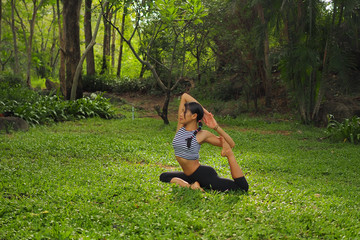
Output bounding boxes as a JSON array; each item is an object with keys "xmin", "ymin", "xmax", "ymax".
[
  {"xmin": 84, "ymin": 0, "xmax": 96, "ymax": 76},
  {"xmin": 63, "ymin": 0, "xmax": 82, "ymax": 100}
]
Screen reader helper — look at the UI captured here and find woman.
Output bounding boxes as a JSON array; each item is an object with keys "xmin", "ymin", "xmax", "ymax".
[{"xmin": 160, "ymin": 93, "xmax": 248, "ymax": 192}]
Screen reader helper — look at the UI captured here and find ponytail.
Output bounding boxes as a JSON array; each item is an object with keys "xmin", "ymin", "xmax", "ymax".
[
  {"xmin": 184, "ymin": 102, "xmax": 204, "ymax": 148},
  {"xmin": 186, "ymin": 120, "xmax": 202, "ymax": 148}
]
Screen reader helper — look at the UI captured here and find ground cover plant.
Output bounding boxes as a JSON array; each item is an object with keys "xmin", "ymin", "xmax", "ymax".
[
  {"xmin": 327, "ymin": 115, "xmax": 360, "ymax": 144},
  {"xmin": 0, "ymin": 82, "xmax": 115, "ymax": 125},
  {"xmin": 1, "ymin": 109, "xmax": 360, "ymax": 239}
]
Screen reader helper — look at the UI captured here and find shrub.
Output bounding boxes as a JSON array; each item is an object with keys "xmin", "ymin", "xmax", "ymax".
[
  {"xmin": 190, "ymin": 77, "xmax": 242, "ymax": 102},
  {"xmin": 82, "ymin": 74, "xmax": 194, "ymax": 96},
  {"xmin": 0, "ymin": 85, "xmax": 115, "ymax": 126},
  {"xmin": 82, "ymin": 74, "xmax": 155, "ymax": 94},
  {"xmin": 326, "ymin": 114, "xmax": 360, "ymax": 144},
  {"xmin": 0, "ymin": 73, "xmax": 26, "ymax": 87}
]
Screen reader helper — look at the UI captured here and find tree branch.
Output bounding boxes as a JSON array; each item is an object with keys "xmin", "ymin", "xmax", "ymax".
[
  {"xmin": 147, "ymin": 54, "xmax": 170, "ymax": 72},
  {"xmin": 104, "ymin": 11, "xmax": 168, "ymax": 92},
  {"xmin": 14, "ymin": 5, "xmax": 28, "ymax": 50},
  {"xmin": 146, "ymin": 22, "xmax": 163, "ymax": 57}
]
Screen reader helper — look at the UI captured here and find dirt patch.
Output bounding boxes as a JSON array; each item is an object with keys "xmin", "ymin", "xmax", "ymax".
[
  {"xmin": 99, "ymin": 92, "xmax": 179, "ymax": 121},
  {"xmin": 116, "ymin": 92, "xmax": 165, "ymax": 110}
]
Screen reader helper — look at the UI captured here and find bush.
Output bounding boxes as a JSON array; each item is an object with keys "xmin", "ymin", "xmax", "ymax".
[
  {"xmin": 326, "ymin": 115, "xmax": 360, "ymax": 144},
  {"xmin": 82, "ymin": 74, "xmax": 155, "ymax": 94},
  {"xmin": 0, "ymin": 73, "xmax": 26, "ymax": 87},
  {"xmin": 82, "ymin": 74, "xmax": 195, "ymax": 96},
  {"xmin": 0, "ymin": 85, "xmax": 115, "ymax": 126},
  {"xmin": 190, "ymin": 77, "xmax": 242, "ymax": 101}
]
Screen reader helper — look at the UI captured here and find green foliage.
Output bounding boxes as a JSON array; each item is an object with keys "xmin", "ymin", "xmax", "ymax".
[
  {"xmin": 82, "ymin": 74, "xmax": 155, "ymax": 94},
  {"xmin": 190, "ymin": 77, "xmax": 241, "ymax": 102},
  {"xmin": 279, "ymin": 43, "xmax": 322, "ymax": 123},
  {"xmin": 2, "ymin": 0, "xmax": 360, "ymax": 125},
  {"xmin": 0, "ymin": 84, "xmax": 115, "ymax": 125},
  {"xmin": 0, "ymin": 117, "xmax": 360, "ymax": 239},
  {"xmin": 327, "ymin": 115, "xmax": 360, "ymax": 144},
  {"xmin": 0, "ymin": 73, "xmax": 26, "ymax": 87},
  {"xmin": 155, "ymin": 0, "xmax": 206, "ymax": 24}
]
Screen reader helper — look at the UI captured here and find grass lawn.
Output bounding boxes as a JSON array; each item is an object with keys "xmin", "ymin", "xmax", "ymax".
[{"xmin": 1, "ymin": 114, "xmax": 360, "ymax": 239}]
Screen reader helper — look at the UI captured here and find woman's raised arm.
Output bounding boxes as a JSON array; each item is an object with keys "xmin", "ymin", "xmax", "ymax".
[
  {"xmin": 203, "ymin": 113, "xmax": 235, "ymax": 148},
  {"xmin": 176, "ymin": 93, "xmax": 202, "ymax": 131}
]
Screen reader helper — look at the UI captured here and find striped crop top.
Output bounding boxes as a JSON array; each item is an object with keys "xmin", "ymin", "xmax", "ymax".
[{"xmin": 172, "ymin": 127, "xmax": 201, "ymax": 160}]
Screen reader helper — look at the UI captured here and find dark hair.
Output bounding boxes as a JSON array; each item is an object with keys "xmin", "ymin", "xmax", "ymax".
[{"xmin": 184, "ymin": 102, "xmax": 204, "ymax": 148}]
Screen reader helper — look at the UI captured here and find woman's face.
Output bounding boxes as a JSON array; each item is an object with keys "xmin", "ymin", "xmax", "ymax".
[{"xmin": 180, "ymin": 107, "xmax": 196, "ymax": 124}]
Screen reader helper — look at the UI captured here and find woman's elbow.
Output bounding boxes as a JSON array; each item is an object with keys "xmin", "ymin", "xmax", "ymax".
[{"xmin": 181, "ymin": 93, "xmax": 189, "ymax": 100}]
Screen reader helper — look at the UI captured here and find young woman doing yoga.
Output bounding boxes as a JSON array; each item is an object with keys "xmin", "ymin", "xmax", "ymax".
[{"xmin": 159, "ymin": 93, "xmax": 249, "ymax": 192}]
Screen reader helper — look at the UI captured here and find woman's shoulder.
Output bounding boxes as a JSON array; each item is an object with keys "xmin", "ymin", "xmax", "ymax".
[
  {"xmin": 196, "ymin": 129, "xmax": 212, "ymax": 141},
  {"xmin": 198, "ymin": 129, "xmax": 211, "ymax": 135}
]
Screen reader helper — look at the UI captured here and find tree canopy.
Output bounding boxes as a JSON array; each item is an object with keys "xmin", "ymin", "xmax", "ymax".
[{"xmin": 1, "ymin": 0, "xmax": 360, "ymax": 124}]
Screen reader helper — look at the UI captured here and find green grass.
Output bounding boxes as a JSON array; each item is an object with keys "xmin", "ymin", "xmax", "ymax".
[{"xmin": 1, "ymin": 116, "xmax": 360, "ymax": 239}]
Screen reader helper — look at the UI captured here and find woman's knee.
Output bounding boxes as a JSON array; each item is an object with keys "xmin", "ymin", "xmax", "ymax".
[
  {"xmin": 234, "ymin": 177, "xmax": 249, "ymax": 192},
  {"xmin": 160, "ymin": 172, "xmax": 171, "ymax": 183},
  {"xmin": 196, "ymin": 165, "xmax": 217, "ymax": 177}
]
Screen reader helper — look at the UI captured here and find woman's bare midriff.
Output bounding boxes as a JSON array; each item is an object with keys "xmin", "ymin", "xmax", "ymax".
[{"xmin": 175, "ymin": 156, "xmax": 201, "ymax": 176}]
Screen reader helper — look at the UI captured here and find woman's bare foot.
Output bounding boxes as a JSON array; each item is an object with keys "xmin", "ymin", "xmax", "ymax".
[
  {"xmin": 190, "ymin": 181, "xmax": 204, "ymax": 191},
  {"xmin": 170, "ymin": 177, "xmax": 191, "ymax": 188},
  {"xmin": 171, "ymin": 178, "xmax": 204, "ymax": 191},
  {"xmin": 220, "ymin": 136, "xmax": 233, "ymax": 157}
]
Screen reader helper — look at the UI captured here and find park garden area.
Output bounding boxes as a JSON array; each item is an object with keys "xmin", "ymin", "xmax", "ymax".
[{"xmin": 1, "ymin": 0, "xmax": 360, "ymax": 238}]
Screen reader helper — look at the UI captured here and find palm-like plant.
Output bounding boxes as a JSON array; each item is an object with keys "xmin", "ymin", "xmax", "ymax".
[{"xmin": 278, "ymin": 0, "xmax": 360, "ymax": 123}]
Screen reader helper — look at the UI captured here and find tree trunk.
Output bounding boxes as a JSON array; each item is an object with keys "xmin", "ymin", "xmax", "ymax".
[
  {"xmin": 71, "ymin": 1, "xmax": 108, "ymax": 100},
  {"xmin": 57, "ymin": 0, "xmax": 66, "ymax": 96},
  {"xmin": 100, "ymin": 4, "xmax": 111, "ymax": 75},
  {"xmin": 196, "ymin": 53, "xmax": 201, "ymax": 82},
  {"xmin": 296, "ymin": 0, "xmax": 303, "ymax": 29},
  {"xmin": 111, "ymin": 11, "xmax": 116, "ymax": 70},
  {"xmin": 10, "ymin": 0, "xmax": 19, "ymax": 76},
  {"xmin": 25, "ymin": 0, "xmax": 45, "ymax": 88},
  {"xmin": 282, "ymin": 13, "xmax": 289, "ymax": 43},
  {"xmin": 84, "ymin": 0, "xmax": 96, "ymax": 76},
  {"xmin": 0, "ymin": 0, "xmax": 2, "ymax": 46},
  {"xmin": 337, "ymin": 1, "xmax": 344, "ymax": 28},
  {"xmin": 139, "ymin": 63, "xmax": 146, "ymax": 79},
  {"xmin": 116, "ymin": 6, "xmax": 127, "ymax": 77},
  {"xmin": 155, "ymin": 90, "xmax": 170, "ymax": 125},
  {"xmin": 312, "ymin": 1, "xmax": 337, "ymax": 121},
  {"xmin": 49, "ymin": 5, "xmax": 57, "ymax": 76},
  {"xmin": 257, "ymin": 3, "xmax": 272, "ymax": 108},
  {"xmin": 63, "ymin": 0, "xmax": 82, "ymax": 100}
]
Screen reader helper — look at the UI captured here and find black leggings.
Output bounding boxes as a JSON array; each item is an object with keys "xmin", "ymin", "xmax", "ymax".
[{"xmin": 160, "ymin": 165, "xmax": 248, "ymax": 192}]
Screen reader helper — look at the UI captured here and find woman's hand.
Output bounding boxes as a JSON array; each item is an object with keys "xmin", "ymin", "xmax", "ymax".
[
  {"xmin": 203, "ymin": 110, "xmax": 235, "ymax": 148},
  {"xmin": 203, "ymin": 111, "xmax": 218, "ymax": 129}
]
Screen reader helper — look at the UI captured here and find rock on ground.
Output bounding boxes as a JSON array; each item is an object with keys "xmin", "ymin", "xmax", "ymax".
[{"xmin": 0, "ymin": 117, "xmax": 29, "ymax": 133}]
